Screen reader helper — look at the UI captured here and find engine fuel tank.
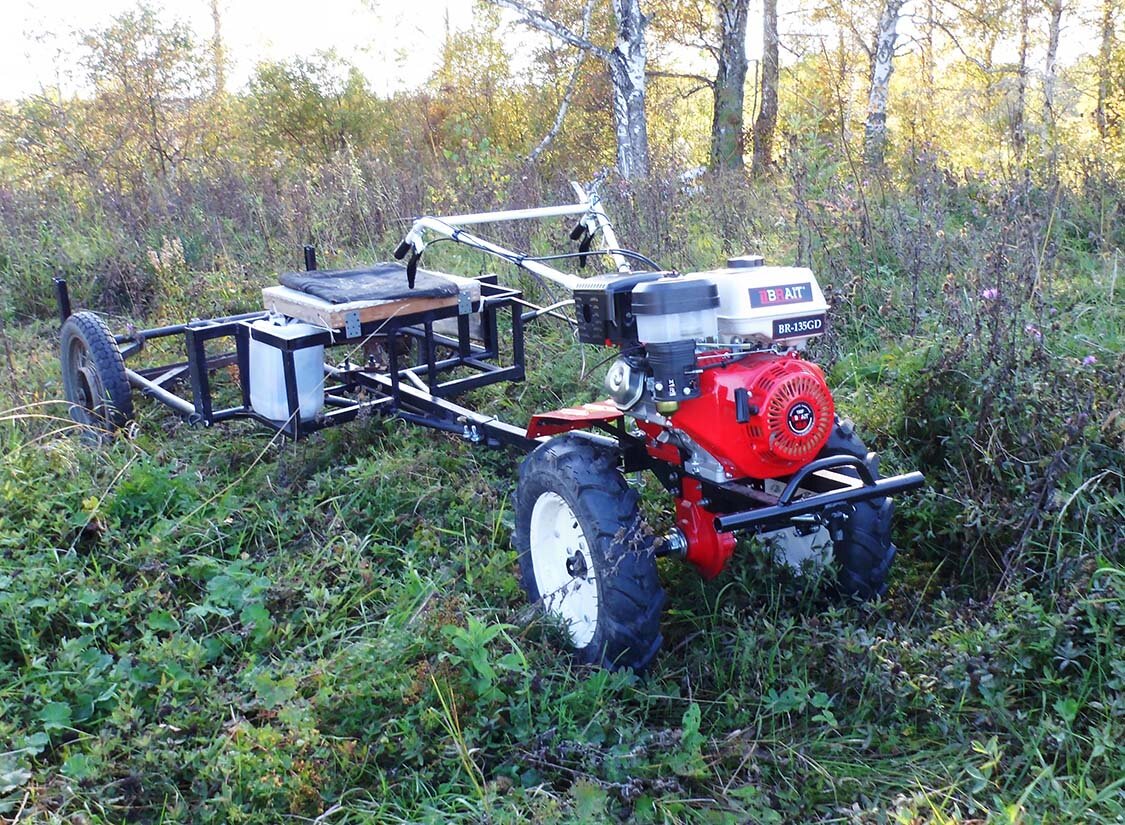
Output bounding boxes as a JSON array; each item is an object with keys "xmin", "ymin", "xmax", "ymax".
[{"xmin": 690, "ymin": 260, "xmax": 829, "ymax": 348}]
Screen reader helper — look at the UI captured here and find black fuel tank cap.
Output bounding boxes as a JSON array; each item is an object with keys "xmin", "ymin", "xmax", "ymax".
[{"xmin": 727, "ymin": 255, "xmax": 764, "ymax": 268}]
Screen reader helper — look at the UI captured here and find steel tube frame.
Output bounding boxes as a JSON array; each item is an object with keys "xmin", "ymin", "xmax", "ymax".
[
  {"xmin": 91, "ymin": 278, "xmax": 527, "ymax": 442},
  {"xmin": 113, "ymin": 311, "xmax": 268, "ymax": 345}
]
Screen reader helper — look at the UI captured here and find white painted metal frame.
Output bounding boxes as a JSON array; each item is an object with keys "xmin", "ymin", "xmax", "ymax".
[{"xmin": 396, "ymin": 181, "xmax": 630, "ymax": 291}]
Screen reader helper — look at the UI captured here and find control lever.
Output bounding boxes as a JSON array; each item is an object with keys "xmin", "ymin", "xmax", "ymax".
[{"xmin": 394, "ymin": 239, "xmax": 420, "ymax": 289}]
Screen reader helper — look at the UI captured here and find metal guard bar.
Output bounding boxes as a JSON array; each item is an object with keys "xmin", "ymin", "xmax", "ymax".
[
  {"xmin": 776, "ymin": 453, "xmax": 876, "ymax": 504},
  {"xmin": 714, "ymin": 470, "xmax": 926, "ymax": 533}
]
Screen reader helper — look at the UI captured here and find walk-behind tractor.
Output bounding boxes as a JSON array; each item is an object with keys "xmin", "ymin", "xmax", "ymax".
[{"xmin": 57, "ymin": 183, "xmax": 924, "ymax": 671}]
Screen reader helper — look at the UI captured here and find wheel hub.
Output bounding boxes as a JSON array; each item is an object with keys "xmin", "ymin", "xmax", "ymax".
[
  {"xmin": 77, "ymin": 366, "xmax": 99, "ymax": 412},
  {"xmin": 565, "ymin": 551, "xmax": 588, "ymax": 578}
]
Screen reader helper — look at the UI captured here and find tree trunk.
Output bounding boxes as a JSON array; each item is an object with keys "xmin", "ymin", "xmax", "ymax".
[
  {"xmin": 1096, "ymin": 0, "xmax": 1115, "ymax": 140},
  {"xmin": 1042, "ymin": 0, "xmax": 1064, "ymax": 173},
  {"xmin": 210, "ymin": 0, "xmax": 225, "ymax": 96},
  {"xmin": 710, "ymin": 0, "xmax": 750, "ymax": 171},
  {"xmin": 1043, "ymin": 0, "xmax": 1063, "ymax": 120},
  {"xmin": 1012, "ymin": 0, "xmax": 1030, "ymax": 161},
  {"xmin": 489, "ymin": 0, "xmax": 650, "ymax": 178},
  {"xmin": 608, "ymin": 0, "xmax": 650, "ymax": 179},
  {"xmin": 863, "ymin": 0, "xmax": 906, "ymax": 167},
  {"xmin": 752, "ymin": 0, "xmax": 778, "ymax": 174},
  {"xmin": 925, "ymin": 0, "xmax": 935, "ymax": 122}
]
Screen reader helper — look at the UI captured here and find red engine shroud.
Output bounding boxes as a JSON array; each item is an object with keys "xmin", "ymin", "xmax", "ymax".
[{"xmin": 669, "ymin": 351, "xmax": 834, "ymax": 481}]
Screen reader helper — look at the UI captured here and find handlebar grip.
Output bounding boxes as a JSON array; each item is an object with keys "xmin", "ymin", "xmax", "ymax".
[
  {"xmin": 578, "ymin": 233, "xmax": 593, "ymax": 268},
  {"xmin": 406, "ymin": 253, "xmax": 419, "ymax": 289},
  {"xmin": 569, "ymin": 222, "xmax": 586, "ymax": 241},
  {"xmin": 393, "ymin": 240, "xmax": 412, "ymax": 260}
]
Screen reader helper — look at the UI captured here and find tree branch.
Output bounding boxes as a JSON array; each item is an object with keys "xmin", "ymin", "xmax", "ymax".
[
  {"xmin": 528, "ymin": 0, "xmax": 596, "ymax": 162},
  {"xmin": 528, "ymin": 54, "xmax": 585, "ymax": 162},
  {"xmin": 489, "ymin": 0, "xmax": 610, "ymax": 61},
  {"xmin": 927, "ymin": 17, "xmax": 1011, "ymax": 75},
  {"xmin": 646, "ymin": 69, "xmax": 715, "ymax": 88}
]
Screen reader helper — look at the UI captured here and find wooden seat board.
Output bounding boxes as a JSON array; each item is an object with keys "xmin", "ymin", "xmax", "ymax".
[{"xmin": 262, "ymin": 273, "xmax": 481, "ymax": 330}]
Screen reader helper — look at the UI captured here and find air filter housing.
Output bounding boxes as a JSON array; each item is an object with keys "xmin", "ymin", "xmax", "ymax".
[{"xmin": 631, "ymin": 276, "xmax": 719, "ymax": 344}]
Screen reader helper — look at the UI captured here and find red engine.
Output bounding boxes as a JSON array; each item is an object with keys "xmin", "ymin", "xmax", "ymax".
[{"xmin": 669, "ymin": 352, "xmax": 834, "ymax": 480}]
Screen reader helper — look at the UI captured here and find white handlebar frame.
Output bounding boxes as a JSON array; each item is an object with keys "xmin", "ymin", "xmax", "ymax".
[{"xmin": 396, "ymin": 182, "xmax": 630, "ymax": 291}]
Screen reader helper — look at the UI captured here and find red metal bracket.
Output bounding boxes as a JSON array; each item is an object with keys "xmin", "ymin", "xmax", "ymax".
[{"xmin": 526, "ymin": 400, "xmax": 624, "ymax": 439}]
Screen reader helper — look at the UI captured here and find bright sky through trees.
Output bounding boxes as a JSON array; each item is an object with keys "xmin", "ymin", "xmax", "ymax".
[
  {"xmin": 2, "ymin": 0, "xmax": 1099, "ymax": 104},
  {"xmin": 0, "ymin": 0, "xmax": 478, "ymax": 100}
]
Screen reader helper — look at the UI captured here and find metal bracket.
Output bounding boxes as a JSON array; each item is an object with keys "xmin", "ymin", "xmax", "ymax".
[
  {"xmin": 344, "ymin": 311, "xmax": 361, "ymax": 339},
  {"xmin": 458, "ymin": 290, "xmax": 471, "ymax": 315}
]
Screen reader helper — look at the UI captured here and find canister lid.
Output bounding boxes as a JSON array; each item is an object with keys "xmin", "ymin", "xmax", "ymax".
[
  {"xmin": 252, "ymin": 318, "xmax": 325, "ymax": 340},
  {"xmin": 631, "ymin": 277, "xmax": 719, "ymax": 315},
  {"xmin": 727, "ymin": 255, "xmax": 764, "ymax": 268}
]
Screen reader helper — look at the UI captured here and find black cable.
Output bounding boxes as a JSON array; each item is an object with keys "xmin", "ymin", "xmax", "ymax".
[
  {"xmin": 522, "ymin": 249, "xmax": 665, "ymax": 270},
  {"xmin": 420, "ymin": 216, "xmax": 661, "ymax": 269},
  {"xmin": 581, "ymin": 344, "xmax": 643, "ymax": 380},
  {"xmin": 698, "ymin": 350, "xmax": 754, "ymax": 370}
]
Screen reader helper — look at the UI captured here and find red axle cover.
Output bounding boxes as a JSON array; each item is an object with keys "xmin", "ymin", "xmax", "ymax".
[
  {"xmin": 670, "ymin": 352, "xmax": 834, "ymax": 480},
  {"xmin": 676, "ymin": 477, "xmax": 736, "ymax": 579}
]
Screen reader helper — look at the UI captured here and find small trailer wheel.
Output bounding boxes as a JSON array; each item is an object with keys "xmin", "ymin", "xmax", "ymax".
[
  {"xmin": 60, "ymin": 311, "xmax": 133, "ymax": 439},
  {"xmin": 515, "ymin": 434, "xmax": 665, "ymax": 671}
]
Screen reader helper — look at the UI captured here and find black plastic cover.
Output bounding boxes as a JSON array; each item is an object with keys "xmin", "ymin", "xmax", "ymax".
[
  {"xmin": 631, "ymin": 277, "xmax": 719, "ymax": 316},
  {"xmin": 727, "ymin": 255, "xmax": 764, "ymax": 268},
  {"xmin": 646, "ymin": 339, "xmax": 700, "ymax": 401},
  {"xmin": 572, "ymin": 271, "xmax": 666, "ymax": 345}
]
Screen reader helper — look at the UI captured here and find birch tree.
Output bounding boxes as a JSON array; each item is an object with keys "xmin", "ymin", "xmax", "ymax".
[
  {"xmin": 864, "ymin": 0, "xmax": 907, "ymax": 166},
  {"xmin": 1043, "ymin": 0, "xmax": 1064, "ymax": 123},
  {"xmin": 1012, "ymin": 0, "xmax": 1030, "ymax": 161},
  {"xmin": 492, "ymin": 0, "xmax": 651, "ymax": 178},
  {"xmin": 710, "ymin": 0, "xmax": 750, "ymax": 169},
  {"xmin": 210, "ymin": 0, "xmax": 225, "ymax": 96}
]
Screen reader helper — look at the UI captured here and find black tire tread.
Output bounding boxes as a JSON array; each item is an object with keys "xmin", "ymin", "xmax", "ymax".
[
  {"xmin": 515, "ymin": 434, "xmax": 665, "ymax": 671},
  {"xmin": 819, "ymin": 419, "xmax": 897, "ymax": 600},
  {"xmin": 60, "ymin": 311, "xmax": 133, "ymax": 433}
]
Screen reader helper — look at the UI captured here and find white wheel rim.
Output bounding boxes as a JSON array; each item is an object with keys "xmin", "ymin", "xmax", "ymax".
[
  {"xmin": 762, "ymin": 525, "xmax": 832, "ymax": 572},
  {"xmin": 529, "ymin": 491, "xmax": 599, "ymax": 648}
]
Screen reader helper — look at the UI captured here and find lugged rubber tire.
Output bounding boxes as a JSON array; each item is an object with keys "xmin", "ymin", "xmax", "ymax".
[
  {"xmin": 60, "ymin": 311, "xmax": 133, "ymax": 438},
  {"xmin": 515, "ymin": 434, "xmax": 665, "ymax": 671},
  {"xmin": 819, "ymin": 418, "xmax": 897, "ymax": 599}
]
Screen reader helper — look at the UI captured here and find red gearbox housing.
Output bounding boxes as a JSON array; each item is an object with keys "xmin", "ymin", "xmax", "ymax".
[{"xmin": 669, "ymin": 351, "xmax": 834, "ymax": 480}]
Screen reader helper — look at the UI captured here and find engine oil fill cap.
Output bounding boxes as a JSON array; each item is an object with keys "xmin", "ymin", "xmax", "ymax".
[{"xmin": 631, "ymin": 277, "xmax": 719, "ymax": 316}]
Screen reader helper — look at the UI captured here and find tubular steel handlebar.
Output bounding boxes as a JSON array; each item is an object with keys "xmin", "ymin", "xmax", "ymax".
[
  {"xmin": 775, "ymin": 453, "xmax": 877, "ymax": 505},
  {"xmin": 395, "ymin": 183, "xmax": 631, "ymax": 293}
]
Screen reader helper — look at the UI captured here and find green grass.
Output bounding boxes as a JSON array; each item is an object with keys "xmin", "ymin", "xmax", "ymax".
[{"xmin": 1, "ymin": 176, "xmax": 1123, "ymax": 822}]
